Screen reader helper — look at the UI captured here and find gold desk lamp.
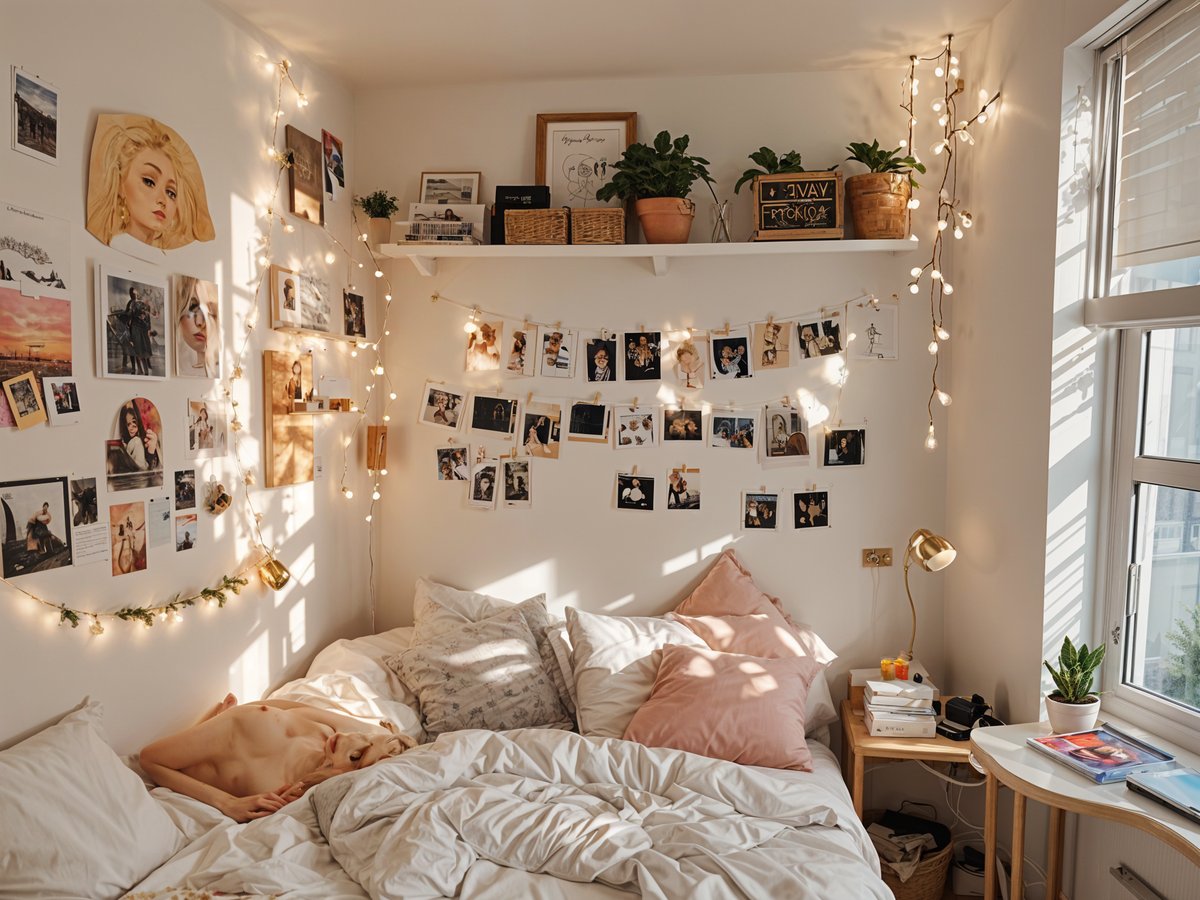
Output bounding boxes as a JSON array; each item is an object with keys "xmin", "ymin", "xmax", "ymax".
[{"xmin": 902, "ymin": 528, "xmax": 956, "ymax": 661}]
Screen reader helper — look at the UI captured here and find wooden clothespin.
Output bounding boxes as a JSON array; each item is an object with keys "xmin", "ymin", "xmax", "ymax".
[
  {"xmin": 718, "ymin": 321, "xmax": 731, "ymax": 336},
  {"xmin": 632, "ymin": 464, "xmax": 639, "ymax": 476},
  {"xmin": 601, "ymin": 328, "xmax": 608, "ymax": 340},
  {"xmin": 553, "ymin": 321, "xmax": 562, "ymax": 332},
  {"xmin": 592, "ymin": 392, "xmax": 601, "ymax": 405},
  {"xmin": 759, "ymin": 484, "xmax": 766, "ymax": 493},
  {"xmin": 526, "ymin": 391, "xmax": 533, "ymax": 406},
  {"xmin": 767, "ymin": 314, "xmax": 774, "ymax": 327},
  {"xmin": 633, "ymin": 397, "xmax": 639, "ymax": 409},
  {"xmin": 510, "ymin": 447, "xmax": 517, "ymax": 459}
]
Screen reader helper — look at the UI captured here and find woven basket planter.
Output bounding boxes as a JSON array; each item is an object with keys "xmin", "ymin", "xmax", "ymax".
[
  {"xmin": 571, "ymin": 207, "xmax": 625, "ymax": 244},
  {"xmin": 505, "ymin": 208, "xmax": 568, "ymax": 244},
  {"xmin": 846, "ymin": 173, "xmax": 911, "ymax": 239}
]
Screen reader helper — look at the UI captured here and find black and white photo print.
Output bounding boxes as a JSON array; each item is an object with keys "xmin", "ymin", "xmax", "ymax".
[
  {"xmin": 663, "ymin": 408, "xmax": 702, "ymax": 443},
  {"xmin": 824, "ymin": 428, "xmax": 865, "ymax": 466},
  {"xmin": 623, "ymin": 331, "xmax": 661, "ymax": 381},
  {"xmin": 616, "ymin": 473, "xmax": 654, "ymax": 511},
  {"xmin": 742, "ymin": 492, "xmax": 778, "ymax": 531},
  {"xmin": 794, "ymin": 491, "xmax": 829, "ymax": 528}
]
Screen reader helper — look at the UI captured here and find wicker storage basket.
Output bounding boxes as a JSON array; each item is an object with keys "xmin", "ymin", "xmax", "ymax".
[
  {"xmin": 505, "ymin": 208, "xmax": 568, "ymax": 245},
  {"xmin": 846, "ymin": 173, "xmax": 911, "ymax": 239},
  {"xmin": 571, "ymin": 207, "xmax": 625, "ymax": 244},
  {"xmin": 864, "ymin": 810, "xmax": 953, "ymax": 900}
]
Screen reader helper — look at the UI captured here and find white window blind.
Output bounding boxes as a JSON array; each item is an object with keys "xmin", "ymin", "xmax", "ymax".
[{"xmin": 1113, "ymin": 0, "xmax": 1200, "ymax": 270}]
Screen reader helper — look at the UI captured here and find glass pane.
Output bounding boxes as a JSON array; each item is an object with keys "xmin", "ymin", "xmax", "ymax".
[
  {"xmin": 1126, "ymin": 484, "xmax": 1200, "ymax": 709},
  {"xmin": 1141, "ymin": 327, "xmax": 1200, "ymax": 462},
  {"xmin": 1110, "ymin": 255, "xmax": 1200, "ymax": 296}
]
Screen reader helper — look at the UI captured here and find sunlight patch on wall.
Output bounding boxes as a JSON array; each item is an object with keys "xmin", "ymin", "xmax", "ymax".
[
  {"xmin": 701, "ymin": 536, "xmax": 735, "ymax": 559},
  {"xmin": 663, "ymin": 549, "xmax": 698, "ymax": 576},
  {"xmin": 229, "ymin": 629, "xmax": 270, "ymax": 701},
  {"xmin": 287, "ymin": 597, "xmax": 306, "ymax": 657},
  {"xmin": 479, "ymin": 559, "xmax": 556, "ymax": 604},
  {"xmin": 603, "ymin": 593, "xmax": 636, "ymax": 613},
  {"xmin": 281, "ymin": 541, "xmax": 315, "ymax": 608}
]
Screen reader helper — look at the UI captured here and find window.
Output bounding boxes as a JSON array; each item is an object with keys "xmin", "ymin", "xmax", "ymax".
[{"xmin": 1097, "ymin": 0, "xmax": 1200, "ymax": 737}]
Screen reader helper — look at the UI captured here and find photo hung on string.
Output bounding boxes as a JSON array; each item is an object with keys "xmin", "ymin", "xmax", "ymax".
[
  {"xmin": 342, "ymin": 289, "xmax": 366, "ymax": 339},
  {"xmin": 753, "ymin": 320, "xmax": 791, "ymax": 370},
  {"xmin": 538, "ymin": 326, "xmax": 576, "ymax": 378},
  {"xmin": 322, "ymin": 129, "xmax": 345, "ymax": 200},
  {"xmin": 797, "ymin": 318, "xmax": 842, "ymax": 358},
  {"xmin": 623, "ymin": 331, "xmax": 661, "ymax": 381},
  {"xmin": 670, "ymin": 333, "xmax": 706, "ymax": 389},
  {"xmin": 847, "ymin": 301, "xmax": 898, "ymax": 360},
  {"xmin": 503, "ymin": 458, "xmax": 532, "ymax": 508},
  {"xmin": 762, "ymin": 404, "xmax": 809, "ymax": 460},
  {"xmin": 710, "ymin": 328, "xmax": 752, "ymax": 379},
  {"xmin": 824, "ymin": 428, "xmax": 866, "ymax": 466},
  {"xmin": 470, "ymin": 395, "xmax": 519, "ymax": 439},
  {"xmin": 468, "ymin": 458, "xmax": 499, "ymax": 510},
  {"xmin": 522, "ymin": 400, "xmax": 562, "ymax": 459},
  {"xmin": 709, "ymin": 408, "xmax": 755, "ymax": 450},
  {"xmin": 419, "ymin": 382, "xmax": 465, "ymax": 431},
  {"xmin": 567, "ymin": 401, "xmax": 609, "ymax": 443},
  {"xmin": 794, "ymin": 491, "xmax": 830, "ymax": 528},
  {"xmin": 581, "ymin": 331, "xmax": 617, "ymax": 383},
  {"xmin": 465, "ymin": 318, "xmax": 504, "ymax": 372},
  {"xmin": 667, "ymin": 468, "xmax": 701, "ymax": 510},
  {"xmin": 615, "ymin": 405, "xmax": 657, "ymax": 449},
  {"xmin": 663, "ymin": 408, "xmax": 702, "ymax": 442},
  {"xmin": 505, "ymin": 325, "xmax": 535, "ymax": 377},
  {"xmin": 436, "ymin": 446, "xmax": 470, "ymax": 481},
  {"xmin": 0, "ymin": 475, "xmax": 72, "ymax": 578},
  {"xmin": 616, "ymin": 473, "xmax": 654, "ymax": 511},
  {"xmin": 109, "ymin": 499, "xmax": 147, "ymax": 576},
  {"xmin": 742, "ymin": 492, "xmax": 779, "ymax": 531}
]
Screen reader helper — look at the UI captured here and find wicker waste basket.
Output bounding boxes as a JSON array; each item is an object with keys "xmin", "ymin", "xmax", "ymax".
[
  {"xmin": 505, "ymin": 208, "xmax": 569, "ymax": 244},
  {"xmin": 865, "ymin": 809, "xmax": 954, "ymax": 900}
]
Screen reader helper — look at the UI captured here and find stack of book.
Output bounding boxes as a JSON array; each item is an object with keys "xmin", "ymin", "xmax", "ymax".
[{"xmin": 864, "ymin": 679, "xmax": 938, "ymax": 737}]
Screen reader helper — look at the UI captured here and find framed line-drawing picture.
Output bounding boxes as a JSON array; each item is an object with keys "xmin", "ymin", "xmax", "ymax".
[
  {"xmin": 535, "ymin": 112, "xmax": 636, "ymax": 208},
  {"xmin": 418, "ymin": 171, "xmax": 481, "ymax": 205},
  {"xmin": 285, "ymin": 124, "xmax": 324, "ymax": 226}
]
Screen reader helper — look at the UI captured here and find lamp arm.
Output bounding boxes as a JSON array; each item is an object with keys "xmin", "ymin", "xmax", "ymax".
[{"xmin": 903, "ymin": 546, "xmax": 917, "ymax": 661}]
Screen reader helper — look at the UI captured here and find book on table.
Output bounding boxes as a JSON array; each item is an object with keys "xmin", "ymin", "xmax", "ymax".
[
  {"xmin": 864, "ymin": 704, "xmax": 937, "ymax": 738},
  {"xmin": 865, "ymin": 679, "xmax": 937, "ymax": 704},
  {"xmin": 1026, "ymin": 724, "xmax": 1175, "ymax": 784},
  {"xmin": 1126, "ymin": 767, "xmax": 1200, "ymax": 824}
]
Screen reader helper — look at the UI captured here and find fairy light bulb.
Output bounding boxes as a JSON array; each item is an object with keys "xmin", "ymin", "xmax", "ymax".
[
  {"xmin": 950, "ymin": 56, "xmax": 959, "ymax": 65},
  {"xmin": 350, "ymin": 349, "xmax": 358, "ymax": 358},
  {"xmin": 265, "ymin": 59, "xmax": 278, "ymax": 73},
  {"xmin": 932, "ymin": 142, "xmax": 945, "ymax": 156},
  {"xmin": 977, "ymin": 111, "xmax": 989, "ymax": 124},
  {"xmin": 910, "ymin": 234, "xmax": 919, "ymax": 242},
  {"xmin": 937, "ymin": 219, "xmax": 948, "ymax": 232},
  {"xmin": 935, "ymin": 66, "xmax": 945, "ymax": 77},
  {"xmin": 936, "ymin": 326, "xmax": 950, "ymax": 340},
  {"xmin": 257, "ymin": 254, "xmax": 269, "ymax": 266},
  {"xmin": 910, "ymin": 267, "xmax": 923, "ymax": 278},
  {"xmin": 172, "ymin": 612, "xmax": 183, "ymax": 624},
  {"xmin": 925, "ymin": 426, "xmax": 938, "ymax": 451},
  {"xmin": 284, "ymin": 223, "xmax": 295, "ymax": 234},
  {"xmin": 342, "ymin": 487, "xmax": 354, "ymax": 500},
  {"xmin": 932, "ymin": 100, "xmax": 943, "ymax": 112},
  {"xmin": 384, "ymin": 294, "xmax": 392, "ymax": 302},
  {"xmin": 928, "ymin": 340, "xmax": 939, "ymax": 355},
  {"xmin": 907, "ymin": 197, "xmax": 921, "ymax": 210},
  {"xmin": 943, "ymin": 283, "xmax": 954, "ymax": 295},
  {"xmin": 937, "ymin": 390, "xmax": 953, "ymax": 406},
  {"xmin": 898, "ymin": 138, "xmax": 908, "ymax": 148},
  {"xmin": 90, "ymin": 617, "xmax": 104, "ymax": 636},
  {"xmin": 954, "ymin": 226, "xmax": 964, "ymax": 240},
  {"xmin": 372, "ymin": 490, "xmax": 381, "ymax": 501},
  {"xmin": 931, "ymin": 269, "xmax": 942, "ymax": 280},
  {"xmin": 380, "ymin": 468, "xmax": 388, "ymax": 476},
  {"xmin": 938, "ymin": 114, "xmax": 949, "ymax": 127},
  {"xmin": 463, "ymin": 320, "xmax": 478, "ymax": 334},
  {"xmin": 365, "ymin": 514, "xmax": 373, "ymax": 522},
  {"xmin": 373, "ymin": 365, "xmax": 385, "ymax": 376},
  {"xmin": 374, "ymin": 269, "xmax": 383, "ymax": 278},
  {"xmin": 960, "ymin": 212, "xmax": 973, "ymax": 229},
  {"xmin": 389, "ymin": 392, "xmax": 397, "ymax": 400},
  {"xmin": 382, "ymin": 414, "xmax": 391, "ymax": 422},
  {"xmin": 909, "ymin": 283, "xmax": 920, "ymax": 294},
  {"xmin": 949, "ymin": 67, "xmax": 959, "ymax": 78},
  {"xmin": 324, "ymin": 251, "xmax": 336, "ymax": 264},
  {"xmin": 910, "ymin": 116, "xmax": 918, "ymax": 127}
]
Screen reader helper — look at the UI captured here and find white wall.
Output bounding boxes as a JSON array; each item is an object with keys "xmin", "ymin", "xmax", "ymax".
[{"xmin": 0, "ymin": 0, "xmax": 375, "ymax": 754}]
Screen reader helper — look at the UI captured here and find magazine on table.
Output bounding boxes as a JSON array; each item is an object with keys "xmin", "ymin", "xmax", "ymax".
[
  {"xmin": 1126, "ymin": 767, "xmax": 1200, "ymax": 824},
  {"xmin": 1026, "ymin": 723, "xmax": 1174, "ymax": 784}
]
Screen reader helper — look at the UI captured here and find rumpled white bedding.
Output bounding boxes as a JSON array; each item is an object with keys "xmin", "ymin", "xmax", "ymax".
[{"xmin": 310, "ymin": 728, "xmax": 888, "ymax": 900}]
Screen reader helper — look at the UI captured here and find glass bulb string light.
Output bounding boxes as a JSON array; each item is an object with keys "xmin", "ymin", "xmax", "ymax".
[{"xmin": 901, "ymin": 36, "xmax": 999, "ymax": 450}]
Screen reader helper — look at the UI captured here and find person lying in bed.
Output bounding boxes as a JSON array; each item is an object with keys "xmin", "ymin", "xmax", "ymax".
[{"xmin": 139, "ymin": 694, "xmax": 414, "ymax": 823}]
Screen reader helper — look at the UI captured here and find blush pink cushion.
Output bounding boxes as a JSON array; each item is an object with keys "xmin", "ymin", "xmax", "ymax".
[{"xmin": 623, "ymin": 644, "xmax": 822, "ymax": 770}]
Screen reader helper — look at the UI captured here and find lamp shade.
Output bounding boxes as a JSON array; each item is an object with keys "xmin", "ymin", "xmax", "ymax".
[{"xmin": 908, "ymin": 528, "xmax": 956, "ymax": 573}]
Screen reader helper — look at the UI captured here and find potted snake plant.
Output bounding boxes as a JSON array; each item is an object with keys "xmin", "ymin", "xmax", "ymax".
[
  {"xmin": 1043, "ymin": 635, "xmax": 1105, "ymax": 733},
  {"xmin": 844, "ymin": 140, "xmax": 927, "ymax": 239},
  {"xmin": 356, "ymin": 190, "xmax": 399, "ymax": 247}
]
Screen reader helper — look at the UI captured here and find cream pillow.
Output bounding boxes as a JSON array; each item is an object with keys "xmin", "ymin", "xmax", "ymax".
[
  {"xmin": 565, "ymin": 608, "xmax": 707, "ymax": 738},
  {"xmin": 0, "ymin": 699, "xmax": 185, "ymax": 899}
]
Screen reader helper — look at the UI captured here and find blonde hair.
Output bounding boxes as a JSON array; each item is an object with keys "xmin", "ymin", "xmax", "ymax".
[
  {"xmin": 176, "ymin": 276, "xmax": 220, "ymax": 376},
  {"xmin": 86, "ymin": 116, "xmax": 214, "ymax": 250}
]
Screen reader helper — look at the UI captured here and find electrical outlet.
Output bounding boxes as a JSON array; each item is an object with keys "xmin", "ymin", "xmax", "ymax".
[{"xmin": 862, "ymin": 548, "xmax": 893, "ymax": 567}]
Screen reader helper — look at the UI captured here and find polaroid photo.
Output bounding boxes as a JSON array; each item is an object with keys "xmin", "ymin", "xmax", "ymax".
[
  {"xmin": 465, "ymin": 318, "xmax": 504, "ymax": 372},
  {"xmin": 437, "ymin": 445, "xmax": 471, "ymax": 481},
  {"xmin": 0, "ymin": 476, "xmax": 72, "ymax": 577},
  {"xmin": 667, "ymin": 467, "xmax": 701, "ymax": 510},
  {"xmin": 504, "ymin": 325, "xmax": 536, "ymax": 377},
  {"xmin": 270, "ymin": 265, "xmax": 301, "ymax": 330},
  {"xmin": 12, "ymin": 67, "xmax": 57, "ymax": 165},
  {"xmin": 623, "ymin": 331, "xmax": 662, "ymax": 381},
  {"xmin": 794, "ymin": 490, "xmax": 830, "ymax": 528},
  {"xmin": 709, "ymin": 407, "xmax": 756, "ymax": 450},
  {"xmin": 174, "ymin": 469, "xmax": 197, "ymax": 509},
  {"xmin": 537, "ymin": 326, "xmax": 576, "ymax": 378},
  {"xmin": 668, "ymin": 333, "xmax": 706, "ymax": 390},
  {"xmin": 848, "ymin": 301, "xmax": 899, "ymax": 360},
  {"xmin": 419, "ymin": 172, "xmax": 481, "ymax": 205},
  {"xmin": 468, "ymin": 458, "xmax": 499, "ymax": 510},
  {"xmin": 343, "ymin": 289, "xmax": 366, "ymax": 340},
  {"xmin": 742, "ymin": 492, "xmax": 779, "ymax": 531},
  {"xmin": 616, "ymin": 473, "xmax": 654, "ymax": 511},
  {"xmin": 824, "ymin": 427, "xmax": 866, "ymax": 466},
  {"xmin": 580, "ymin": 331, "xmax": 618, "ymax": 383},
  {"xmin": 0, "ymin": 202, "xmax": 70, "ymax": 298},
  {"xmin": 42, "ymin": 377, "xmax": 81, "ymax": 426},
  {"xmin": 522, "ymin": 400, "xmax": 562, "ymax": 459},
  {"xmin": 185, "ymin": 398, "xmax": 227, "ymax": 459},
  {"xmin": 614, "ymin": 405, "xmax": 657, "ymax": 449},
  {"xmin": 322, "ymin": 130, "xmax": 345, "ymax": 201},
  {"xmin": 419, "ymin": 382, "xmax": 466, "ymax": 431},
  {"xmin": 502, "ymin": 458, "xmax": 532, "ymax": 508},
  {"xmin": 470, "ymin": 395, "xmax": 520, "ymax": 439},
  {"xmin": 762, "ymin": 404, "xmax": 810, "ymax": 463},
  {"xmin": 96, "ymin": 264, "xmax": 169, "ymax": 380},
  {"xmin": 567, "ymin": 401, "xmax": 610, "ymax": 443},
  {"xmin": 710, "ymin": 328, "xmax": 753, "ymax": 380},
  {"xmin": 176, "ymin": 513, "xmax": 198, "ymax": 551},
  {"xmin": 3, "ymin": 372, "xmax": 46, "ymax": 429},
  {"xmin": 109, "ymin": 499, "xmax": 147, "ymax": 576},
  {"xmin": 797, "ymin": 317, "xmax": 843, "ymax": 359},
  {"xmin": 663, "ymin": 408, "xmax": 703, "ymax": 443},
  {"xmin": 753, "ymin": 320, "xmax": 791, "ymax": 370}
]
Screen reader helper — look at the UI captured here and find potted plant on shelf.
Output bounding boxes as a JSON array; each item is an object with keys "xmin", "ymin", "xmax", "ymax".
[
  {"xmin": 732, "ymin": 147, "xmax": 811, "ymax": 195},
  {"xmin": 844, "ymin": 140, "xmax": 927, "ymax": 239},
  {"xmin": 1043, "ymin": 635, "xmax": 1105, "ymax": 733},
  {"xmin": 356, "ymin": 190, "xmax": 399, "ymax": 247},
  {"xmin": 595, "ymin": 130, "xmax": 716, "ymax": 244}
]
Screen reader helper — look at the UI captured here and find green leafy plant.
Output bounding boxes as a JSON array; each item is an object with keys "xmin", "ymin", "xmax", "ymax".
[
  {"xmin": 1043, "ymin": 635, "xmax": 1105, "ymax": 704},
  {"xmin": 733, "ymin": 147, "xmax": 808, "ymax": 194},
  {"xmin": 356, "ymin": 190, "xmax": 399, "ymax": 219},
  {"xmin": 595, "ymin": 131, "xmax": 715, "ymax": 203},
  {"xmin": 845, "ymin": 139, "xmax": 928, "ymax": 188}
]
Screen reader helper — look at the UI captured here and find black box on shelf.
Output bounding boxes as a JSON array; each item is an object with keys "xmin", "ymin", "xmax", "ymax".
[{"xmin": 491, "ymin": 185, "xmax": 550, "ymax": 245}]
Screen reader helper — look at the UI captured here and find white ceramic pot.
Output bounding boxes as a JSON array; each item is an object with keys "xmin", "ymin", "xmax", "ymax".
[{"xmin": 1045, "ymin": 694, "xmax": 1100, "ymax": 733}]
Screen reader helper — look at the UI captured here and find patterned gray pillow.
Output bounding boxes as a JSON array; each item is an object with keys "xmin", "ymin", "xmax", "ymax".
[{"xmin": 385, "ymin": 604, "xmax": 571, "ymax": 740}]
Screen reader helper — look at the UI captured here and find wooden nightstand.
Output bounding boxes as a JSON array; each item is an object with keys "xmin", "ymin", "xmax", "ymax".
[{"xmin": 839, "ymin": 699, "xmax": 974, "ymax": 818}]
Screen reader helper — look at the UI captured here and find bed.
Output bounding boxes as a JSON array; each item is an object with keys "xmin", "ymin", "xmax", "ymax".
[{"xmin": 0, "ymin": 553, "xmax": 890, "ymax": 900}]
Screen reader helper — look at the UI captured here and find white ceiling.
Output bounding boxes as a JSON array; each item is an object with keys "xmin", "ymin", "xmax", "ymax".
[{"xmin": 215, "ymin": 0, "xmax": 1012, "ymax": 89}]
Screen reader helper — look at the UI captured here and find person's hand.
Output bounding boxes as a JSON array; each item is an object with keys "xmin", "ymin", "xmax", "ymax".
[
  {"xmin": 220, "ymin": 790, "xmax": 294, "ymax": 823},
  {"xmin": 144, "ymin": 429, "xmax": 159, "ymax": 455}
]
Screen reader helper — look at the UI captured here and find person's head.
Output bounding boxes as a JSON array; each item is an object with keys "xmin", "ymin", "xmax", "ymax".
[
  {"xmin": 433, "ymin": 391, "xmax": 447, "ymax": 410},
  {"xmin": 720, "ymin": 345, "xmax": 734, "ymax": 363},
  {"xmin": 593, "ymin": 347, "xmax": 608, "ymax": 367},
  {"xmin": 676, "ymin": 342, "xmax": 695, "ymax": 364},
  {"xmin": 323, "ymin": 731, "xmax": 406, "ymax": 772},
  {"xmin": 197, "ymin": 405, "xmax": 209, "ymax": 424},
  {"xmin": 839, "ymin": 436, "xmax": 849, "ymax": 451},
  {"xmin": 479, "ymin": 323, "xmax": 496, "ymax": 344},
  {"xmin": 284, "ymin": 279, "xmax": 296, "ymax": 302},
  {"xmin": 129, "ymin": 286, "xmax": 139, "ymax": 301},
  {"xmin": 177, "ymin": 277, "xmax": 217, "ymax": 364},
  {"xmin": 547, "ymin": 332, "xmax": 562, "ymax": 352},
  {"xmin": 292, "ymin": 360, "xmax": 302, "ymax": 377},
  {"xmin": 631, "ymin": 478, "xmax": 640, "ymax": 488},
  {"xmin": 42, "ymin": 502, "xmax": 49, "ymax": 512},
  {"xmin": 748, "ymin": 500, "xmax": 758, "ymax": 513},
  {"xmin": 124, "ymin": 406, "xmax": 142, "ymax": 439},
  {"xmin": 638, "ymin": 335, "xmax": 648, "ymax": 348},
  {"xmin": 801, "ymin": 326, "xmax": 815, "ymax": 342},
  {"xmin": 480, "ymin": 474, "xmax": 492, "ymax": 491}
]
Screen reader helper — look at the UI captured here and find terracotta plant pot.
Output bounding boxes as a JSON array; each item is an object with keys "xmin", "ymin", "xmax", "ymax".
[
  {"xmin": 635, "ymin": 197, "xmax": 695, "ymax": 244},
  {"xmin": 846, "ymin": 172, "xmax": 911, "ymax": 239},
  {"xmin": 367, "ymin": 216, "xmax": 393, "ymax": 248},
  {"xmin": 1045, "ymin": 694, "xmax": 1100, "ymax": 734}
]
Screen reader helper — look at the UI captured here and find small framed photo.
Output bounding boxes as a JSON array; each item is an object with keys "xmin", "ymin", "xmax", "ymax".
[
  {"xmin": 535, "ymin": 113, "xmax": 637, "ymax": 209},
  {"xmin": 753, "ymin": 320, "xmax": 791, "ymax": 369},
  {"xmin": 96, "ymin": 264, "xmax": 169, "ymax": 380},
  {"xmin": 42, "ymin": 377, "xmax": 81, "ymax": 426},
  {"xmin": 270, "ymin": 266, "xmax": 333, "ymax": 336},
  {"xmin": 504, "ymin": 325, "xmax": 536, "ymax": 377},
  {"xmin": 669, "ymin": 334, "xmax": 706, "ymax": 390},
  {"xmin": 3, "ymin": 372, "xmax": 47, "ymax": 429},
  {"xmin": 175, "ymin": 469, "xmax": 196, "ymax": 509},
  {"xmin": 663, "ymin": 408, "xmax": 702, "ymax": 442},
  {"xmin": 12, "ymin": 67, "xmax": 57, "ymax": 165},
  {"xmin": 468, "ymin": 458, "xmax": 499, "ymax": 510},
  {"xmin": 616, "ymin": 472, "xmax": 654, "ymax": 511},
  {"xmin": 0, "ymin": 476, "xmax": 72, "ymax": 577},
  {"xmin": 522, "ymin": 400, "xmax": 562, "ymax": 458},
  {"xmin": 743, "ymin": 492, "xmax": 779, "ymax": 531},
  {"xmin": 667, "ymin": 467, "xmax": 701, "ymax": 510},
  {"xmin": 798, "ymin": 318, "xmax": 843, "ymax": 359},
  {"xmin": 848, "ymin": 300, "xmax": 899, "ymax": 360},
  {"xmin": 502, "ymin": 458, "xmax": 532, "ymax": 508},
  {"xmin": 176, "ymin": 513, "xmax": 197, "ymax": 552},
  {"xmin": 419, "ymin": 171, "xmax": 481, "ymax": 205},
  {"xmin": 794, "ymin": 491, "xmax": 830, "ymax": 528},
  {"xmin": 343, "ymin": 290, "xmax": 366, "ymax": 339},
  {"xmin": 824, "ymin": 428, "xmax": 866, "ymax": 466},
  {"xmin": 709, "ymin": 408, "xmax": 756, "ymax": 450},
  {"xmin": 436, "ymin": 445, "xmax": 470, "ymax": 481},
  {"xmin": 710, "ymin": 328, "xmax": 753, "ymax": 379},
  {"xmin": 567, "ymin": 401, "xmax": 609, "ymax": 443},
  {"xmin": 763, "ymin": 404, "xmax": 810, "ymax": 460},
  {"xmin": 466, "ymin": 318, "xmax": 504, "ymax": 372},
  {"xmin": 285, "ymin": 124, "xmax": 324, "ymax": 226},
  {"xmin": 419, "ymin": 383, "xmax": 465, "ymax": 431},
  {"xmin": 623, "ymin": 331, "xmax": 661, "ymax": 381},
  {"xmin": 538, "ymin": 326, "xmax": 576, "ymax": 378},
  {"xmin": 581, "ymin": 331, "xmax": 617, "ymax": 383},
  {"xmin": 270, "ymin": 265, "xmax": 299, "ymax": 329},
  {"xmin": 470, "ymin": 395, "xmax": 519, "ymax": 439},
  {"xmin": 615, "ymin": 406, "xmax": 657, "ymax": 449}
]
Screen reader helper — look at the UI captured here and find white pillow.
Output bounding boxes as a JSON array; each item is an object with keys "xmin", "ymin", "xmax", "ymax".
[
  {"xmin": 805, "ymin": 671, "xmax": 838, "ymax": 732},
  {"xmin": 545, "ymin": 623, "xmax": 578, "ymax": 710},
  {"xmin": 565, "ymin": 608, "xmax": 707, "ymax": 738},
  {"xmin": 0, "ymin": 699, "xmax": 185, "ymax": 899}
]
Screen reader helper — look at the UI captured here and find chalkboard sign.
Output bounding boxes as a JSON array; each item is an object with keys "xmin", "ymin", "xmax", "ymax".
[{"xmin": 752, "ymin": 172, "xmax": 843, "ymax": 241}]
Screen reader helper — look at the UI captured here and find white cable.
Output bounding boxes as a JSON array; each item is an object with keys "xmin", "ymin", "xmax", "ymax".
[{"xmin": 917, "ymin": 759, "xmax": 986, "ymax": 787}]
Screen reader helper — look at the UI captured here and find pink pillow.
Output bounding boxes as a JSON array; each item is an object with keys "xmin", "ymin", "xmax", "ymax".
[
  {"xmin": 674, "ymin": 550, "xmax": 836, "ymax": 666},
  {"xmin": 671, "ymin": 612, "xmax": 809, "ymax": 659},
  {"xmin": 622, "ymin": 644, "xmax": 821, "ymax": 770}
]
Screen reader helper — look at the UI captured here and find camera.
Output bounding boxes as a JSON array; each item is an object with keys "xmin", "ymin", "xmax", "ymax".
[{"xmin": 935, "ymin": 694, "xmax": 1003, "ymax": 741}]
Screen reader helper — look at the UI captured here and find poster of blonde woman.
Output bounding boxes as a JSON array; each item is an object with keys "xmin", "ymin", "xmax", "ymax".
[
  {"xmin": 174, "ymin": 276, "xmax": 220, "ymax": 377},
  {"xmin": 85, "ymin": 113, "xmax": 214, "ymax": 256}
]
